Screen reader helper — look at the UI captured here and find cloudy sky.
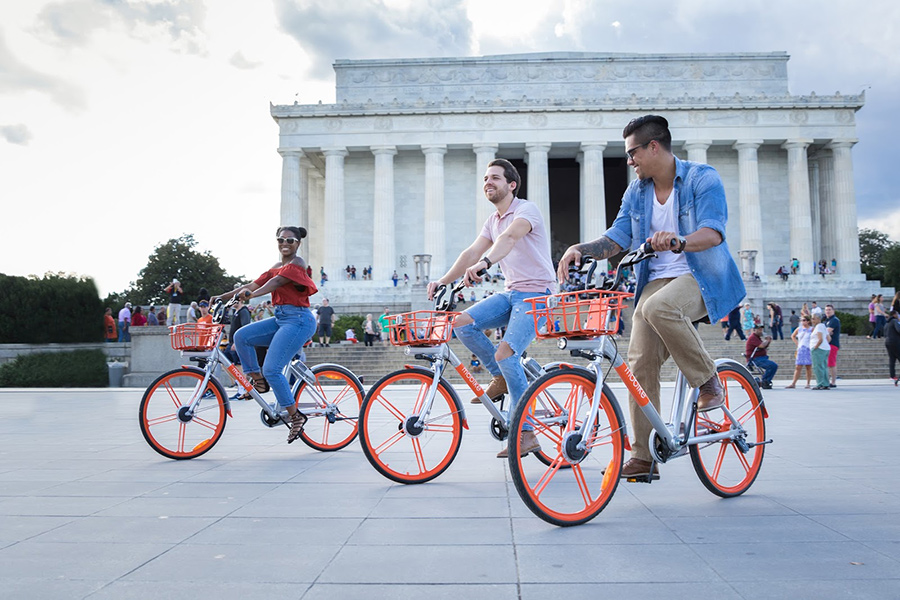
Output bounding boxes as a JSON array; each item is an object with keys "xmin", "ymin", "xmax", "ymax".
[{"xmin": 2, "ymin": 0, "xmax": 898, "ymax": 298}]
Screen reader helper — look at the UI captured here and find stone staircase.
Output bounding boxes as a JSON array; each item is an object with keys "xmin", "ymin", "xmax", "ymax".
[{"xmin": 304, "ymin": 321, "xmax": 889, "ymax": 387}]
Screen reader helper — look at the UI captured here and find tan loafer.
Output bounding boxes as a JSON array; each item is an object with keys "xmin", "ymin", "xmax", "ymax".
[{"xmin": 471, "ymin": 374, "xmax": 507, "ymax": 404}]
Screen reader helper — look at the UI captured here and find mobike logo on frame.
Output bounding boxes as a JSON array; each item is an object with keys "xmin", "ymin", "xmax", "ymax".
[
  {"xmin": 455, "ymin": 364, "xmax": 484, "ymax": 396},
  {"xmin": 227, "ymin": 364, "xmax": 253, "ymax": 391},
  {"xmin": 620, "ymin": 366, "xmax": 650, "ymax": 407}
]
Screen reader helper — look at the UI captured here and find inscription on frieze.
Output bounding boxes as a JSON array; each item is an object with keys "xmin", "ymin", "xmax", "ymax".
[{"xmin": 335, "ymin": 53, "xmax": 791, "ymax": 104}]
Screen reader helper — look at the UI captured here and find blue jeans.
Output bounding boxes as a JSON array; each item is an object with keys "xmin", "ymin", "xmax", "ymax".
[
  {"xmin": 233, "ymin": 306, "xmax": 316, "ymax": 407},
  {"xmin": 749, "ymin": 356, "xmax": 778, "ymax": 384},
  {"xmin": 117, "ymin": 321, "xmax": 130, "ymax": 342},
  {"xmin": 453, "ymin": 289, "xmax": 549, "ymax": 424}
]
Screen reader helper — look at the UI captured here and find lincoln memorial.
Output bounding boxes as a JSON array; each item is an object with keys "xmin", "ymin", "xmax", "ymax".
[{"xmin": 270, "ymin": 52, "xmax": 888, "ymax": 309}]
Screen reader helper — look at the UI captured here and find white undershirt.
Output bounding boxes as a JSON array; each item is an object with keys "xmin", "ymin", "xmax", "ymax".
[{"xmin": 648, "ymin": 188, "xmax": 691, "ymax": 281}]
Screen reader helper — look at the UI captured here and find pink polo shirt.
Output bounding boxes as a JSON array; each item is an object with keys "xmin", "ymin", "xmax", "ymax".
[{"xmin": 479, "ymin": 197, "xmax": 556, "ymax": 293}]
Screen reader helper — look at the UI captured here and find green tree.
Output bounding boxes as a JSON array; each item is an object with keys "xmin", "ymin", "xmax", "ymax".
[
  {"xmin": 0, "ymin": 272, "xmax": 104, "ymax": 343},
  {"xmin": 122, "ymin": 235, "xmax": 244, "ymax": 306},
  {"xmin": 858, "ymin": 228, "xmax": 898, "ymax": 283},
  {"xmin": 883, "ymin": 244, "xmax": 900, "ymax": 290}
]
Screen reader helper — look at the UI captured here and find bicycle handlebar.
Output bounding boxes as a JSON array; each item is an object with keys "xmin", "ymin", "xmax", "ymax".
[
  {"xmin": 432, "ymin": 268, "xmax": 488, "ymax": 312},
  {"xmin": 210, "ymin": 296, "xmax": 240, "ymax": 325}
]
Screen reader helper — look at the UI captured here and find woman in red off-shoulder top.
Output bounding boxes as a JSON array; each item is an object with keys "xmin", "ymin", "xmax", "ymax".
[{"xmin": 212, "ymin": 226, "xmax": 318, "ymax": 443}]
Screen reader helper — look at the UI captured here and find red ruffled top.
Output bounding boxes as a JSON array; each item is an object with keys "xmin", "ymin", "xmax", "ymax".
[{"xmin": 254, "ymin": 263, "xmax": 318, "ymax": 307}]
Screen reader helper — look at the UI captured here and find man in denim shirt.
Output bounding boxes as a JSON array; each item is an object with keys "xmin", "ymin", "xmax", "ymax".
[{"xmin": 558, "ymin": 115, "xmax": 746, "ymax": 479}]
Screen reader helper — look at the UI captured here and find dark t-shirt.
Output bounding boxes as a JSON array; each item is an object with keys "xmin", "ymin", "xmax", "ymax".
[
  {"xmin": 825, "ymin": 315, "xmax": 841, "ymax": 348},
  {"xmin": 169, "ymin": 289, "xmax": 183, "ymax": 304},
  {"xmin": 229, "ymin": 306, "xmax": 251, "ymax": 343},
  {"xmin": 745, "ymin": 333, "xmax": 768, "ymax": 358},
  {"xmin": 317, "ymin": 305, "xmax": 335, "ymax": 325}
]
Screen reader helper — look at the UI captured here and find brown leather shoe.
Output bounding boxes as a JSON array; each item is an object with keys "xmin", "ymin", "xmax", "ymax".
[
  {"xmin": 696, "ymin": 374, "xmax": 725, "ymax": 412},
  {"xmin": 471, "ymin": 374, "xmax": 507, "ymax": 404},
  {"xmin": 620, "ymin": 457, "xmax": 658, "ymax": 478},
  {"xmin": 497, "ymin": 430, "xmax": 542, "ymax": 458}
]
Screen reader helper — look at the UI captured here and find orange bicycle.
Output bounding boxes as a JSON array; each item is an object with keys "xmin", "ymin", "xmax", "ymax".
[
  {"xmin": 139, "ymin": 297, "xmax": 364, "ymax": 459},
  {"xmin": 508, "ymin": 245, "xmax": 771, "ymax": 526},
  {"xmin": 357, "ymin": 278, "xmax": 562, "ymax": 484}
]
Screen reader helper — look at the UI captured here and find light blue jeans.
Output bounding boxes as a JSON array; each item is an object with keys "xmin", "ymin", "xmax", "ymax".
[
  {"xmin": 233, "ymin": 305, "xmax": 316, "ymax": 407},
  {"xmin": 453, "ymin": 289, "xmax": 549, "ymax": 423}
]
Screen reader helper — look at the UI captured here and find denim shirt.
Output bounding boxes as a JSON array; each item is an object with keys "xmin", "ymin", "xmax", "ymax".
[{"xmin": 603, "ymin": 156, "xmax": 745, "ymax": 323}]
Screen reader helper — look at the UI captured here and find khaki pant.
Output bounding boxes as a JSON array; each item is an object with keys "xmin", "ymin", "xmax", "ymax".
[{"xmin": 627, "ymin": 275, "xmax": 716, "ymax": 462}]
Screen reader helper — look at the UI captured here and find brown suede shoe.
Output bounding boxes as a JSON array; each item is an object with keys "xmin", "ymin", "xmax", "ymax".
[
  {"xmin": 696, "ymin": 374, "xmax": 725, "ymax": 412},
  {"xmin": 471, "ymin": 374, "xmax": 507, "ymax": 404},
  {"xmin": 620, "ymin": 457, "xmax": 658, "ymax": 478},
  {"xmin": 497, "ymin": 430, "xmax": 542, "ymax": 458}
]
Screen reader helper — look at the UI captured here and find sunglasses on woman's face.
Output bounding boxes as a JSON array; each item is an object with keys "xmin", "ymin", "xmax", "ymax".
[{"xmin": 276, "ymin": 237, "xmax": 299, "ymax": 245}]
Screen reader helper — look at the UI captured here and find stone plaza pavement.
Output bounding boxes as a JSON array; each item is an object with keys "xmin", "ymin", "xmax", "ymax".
[{"xmin": 1, "ymin": 381, "xmax": 899, "ymax": 600}]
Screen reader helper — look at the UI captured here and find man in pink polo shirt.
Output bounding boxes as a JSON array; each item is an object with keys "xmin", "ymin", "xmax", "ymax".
[{"xmin": 427, "ymin": 158, "xmax": 556, "ymax": 459}]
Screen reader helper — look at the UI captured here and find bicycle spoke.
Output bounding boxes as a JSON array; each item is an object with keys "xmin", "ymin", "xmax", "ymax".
[
  {"xmin": 571, "ymin": 464, "xmax": 594, "ymax": 510},
  {"xmin": 146, "ymin": 413, "xmax": 178, "ymax": 427},
  {"xmin": 372, "ymin": 429, "xmax": 407, "ymax": 455},
  {"xmin": 532, "ymin": 456, "xmax": 566, "ymax": 497},
  {"xmin": 373, "ymin": 393, "xmax": 408, "ymax": 423},
  {"xmin": 411, "ymin": 438, "xmax": 427, "ymax": 473},
  {"xmin": 193, "ymin": 415, "xmax": 220, "ymax": 432}
]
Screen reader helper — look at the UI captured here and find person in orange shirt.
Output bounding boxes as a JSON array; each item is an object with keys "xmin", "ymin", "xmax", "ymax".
[{"xmin": 104, "ymin": 308, "xmax": 117, "ymax": 342}]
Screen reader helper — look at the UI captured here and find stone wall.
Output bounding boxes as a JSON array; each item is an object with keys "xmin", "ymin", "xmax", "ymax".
[{"xmin": 0, "ymin": 342, "xmax": 129, "ymax": 366}]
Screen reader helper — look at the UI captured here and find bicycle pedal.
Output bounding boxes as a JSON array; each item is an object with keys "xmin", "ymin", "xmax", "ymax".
[{"xmin": 626, "ymin": 473, "xmax": 660, "ymax": 483}]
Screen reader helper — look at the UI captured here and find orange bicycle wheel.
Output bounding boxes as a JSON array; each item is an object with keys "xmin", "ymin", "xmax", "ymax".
[
  {"xmin": 139, "ymin": 368, "xmax": 227, "ymax": 460},
  {"xmin": 508, "ymin": 368, "xmax": 626, "ymax": 526},
  {"xmin": 295, "ymin": 364, "xmax": 363, "ymax": 452},
  {"xmin": 689, "ymin": 362, "xmax": 767, "ymax": 497},
  {"xmin": 359, "ymin": 367, "xmax": 464, "ymax": 484}
]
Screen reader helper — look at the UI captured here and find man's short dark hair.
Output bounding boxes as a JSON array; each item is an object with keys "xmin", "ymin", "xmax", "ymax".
[
  {"xmin": 487, "ymin": 158, "xmax": 521, "ymax": 194},
  {"xmin": 622, "ymin": 114, "xmax": 672, "ymax": 151}
]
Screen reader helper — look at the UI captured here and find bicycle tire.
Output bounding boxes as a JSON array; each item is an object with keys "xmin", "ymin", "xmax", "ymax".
[
  {"xmin": 296, "ymin": 364, "xmax": 364, "ymax": 452},
  {"xmin": 139, "ymin": 367, "xmax": 228, "ymax": 460},
  {"xmin": 359, "ymin": 366, "xmax": 464, "ymax": 484},
  {"xmin": 508, "ymin": 367, "xmax": 626, "ymax": 526},
  {"xmin": 689, "ymin": 362, "xmax": 767, "ymax": 497}
]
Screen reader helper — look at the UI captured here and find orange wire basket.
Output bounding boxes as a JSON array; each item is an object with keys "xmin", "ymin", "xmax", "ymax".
[
  {"xmin": 169, "ymin": 323, "xmax": 225, "ymax": 351},
  {"xmin": 526, "ymin": 290, "xmax": 633, "ymax": 339},
  {"xmin": 387, "ymin": 311, "xmax": 459, "ymax": 347}
]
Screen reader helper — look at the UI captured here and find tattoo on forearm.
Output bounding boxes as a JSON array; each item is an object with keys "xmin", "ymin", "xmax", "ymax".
[{"xmin": 576, "ymin": 236, "xmax": 622, "ymax": 260}]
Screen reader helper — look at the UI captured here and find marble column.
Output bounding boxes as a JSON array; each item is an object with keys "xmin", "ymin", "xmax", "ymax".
[
  {"xmin": 525, "ymin": 142, "xmax": 552, "ymax": 251},
  {"xmin": 323, "ymin": 147, "xmax": 348, "ymax": 279},
  {"xmin": 278, "ymin": 149, "xmax": 303, "ymax": 227},
  {"xmin": 423, "ymin": 144, "xmax": 447, "ymax": 276},
  {"xmin": 783, "ymin": 140, "xmax": 814, "ymax": 275},
  {"xmin": 683, "ymin": 140, "xmax": 711, "ymax": 164},
  {"xmin": 473, "ymin": 143, "xmax": 498, "ymax": 236},
  {"xmin": 817, "ymin": 151, "xmax": 837, "ymax": 268},
  {"xmin": 733, "ymin": 141, "xmax": 765, "ymax": 276},
  {"xmin": 308, "ymin": 169, "xmax": 325, "ymax": 277},
  {"xmin": 827, "ymin": 139, "xmax": 861, "ymax": 275},
  {"xmin": 371, "ymin": 145, "xmax": 397, "ymax": 283},
  {"xmin": 580, "ymin": 142, "xmax": 607, "ymax": 243},
  {"xmin": 808, "ymin": 157, "xmax": 822, "ymax": 262}
]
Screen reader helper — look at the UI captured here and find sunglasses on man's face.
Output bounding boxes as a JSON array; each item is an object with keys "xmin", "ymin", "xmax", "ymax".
[{"xmin": 276, "ymin": 237, "xmax": 300, "ymax": 245}]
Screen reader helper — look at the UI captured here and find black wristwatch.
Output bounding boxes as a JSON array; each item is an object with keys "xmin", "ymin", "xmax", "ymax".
[
  {"xmin": 481, "ymin": 256, "xmax": 493, "ymax": 269},
  {"xmin": 672, "ymin": 236, "xmax": 687, "ymax": 254}
]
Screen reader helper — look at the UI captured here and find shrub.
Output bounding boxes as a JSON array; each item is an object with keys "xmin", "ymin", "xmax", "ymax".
[
  {"xmin": 314, "ymin": 314, "xmax": 364, "ymax": 344},
  {"xmin": 0, "ymin": 273, "xmax": 104, "ymax": 343},
  {"xmin": 834, "ymin": 310, "xmax": 867, "ymax": 337},
  {"xmin": 0, "ymin": 350, "xmax": 109, "ymax": 387}
]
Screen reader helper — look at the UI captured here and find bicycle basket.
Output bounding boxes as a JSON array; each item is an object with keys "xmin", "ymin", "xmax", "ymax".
[
  {"xmin": 526, "ymin": 290, "xmax": 633, "ymax": 339},
  {"xmin": 387, "ymin": 311, "xmax": 459, "ymax": 347},
  {"xmin": 169, "ymin": 323, "xmax": 225, "ymax": 351}
]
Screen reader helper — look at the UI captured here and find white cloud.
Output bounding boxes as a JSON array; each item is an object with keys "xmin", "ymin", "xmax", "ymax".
[
  {"xmin": 860, "ymin": 208, "xmax": 900, "ymax": 243},
  {"xmin": 0, "ymin": 0, "xmax": 896, "ymax": 297},
  {"xmin": 0, "ymin": 123, "xmax": 32, "ymax": 145}
]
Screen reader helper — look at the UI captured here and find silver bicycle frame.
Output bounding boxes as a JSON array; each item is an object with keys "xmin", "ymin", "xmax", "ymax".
[
  {"xmin": 402, "ymin": 343, "xmax": 548, "ymax": 431},
  {"xmin": 556, "ymin": 337, "xmax": 748, "ymax": 462}
]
